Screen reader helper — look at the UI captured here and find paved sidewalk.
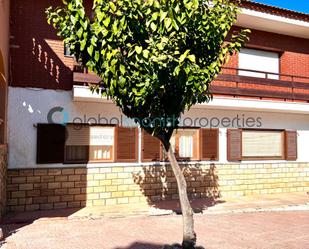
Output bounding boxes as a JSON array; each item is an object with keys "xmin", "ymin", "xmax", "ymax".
[
  {"xmin": 1, "ymin": 211, "xmax": 309, "ymax": 249},
  {"xmin": 3, "ymin": 192, "xmax": 308, "ymax": 222},
  {"xmin": 205, "ymin": 192, "xmax": 309, "ymax": 214},
  {"xmin": 1, "ymin": 192, "xmax": 309, "ymax": 249}
]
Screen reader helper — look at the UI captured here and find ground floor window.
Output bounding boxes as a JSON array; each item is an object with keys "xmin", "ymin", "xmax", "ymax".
[
  {"xmin": 37, "ymin": 124, "xmax": 138, "ymax": 164},
  {"xmin": 158, "ymin": 128, "xmax": 219, "ymax": 161},
  {"xmin": 65, "ymin": 125, "xmax": 115, "ymax": 163},
  {"xmin": 171, "ymin": 129, "xmax": 199, "ymax": 160},
  {"xmin": 37, "ymin": 125, "xmax": 220, "ymax": 164},
  {"xmin": 227, "ymin": 129, "xmax": 297, "ymax": 161},
  {"xmin": 242, "ymin": 130, "xmax": 284, "ymax": 160}
]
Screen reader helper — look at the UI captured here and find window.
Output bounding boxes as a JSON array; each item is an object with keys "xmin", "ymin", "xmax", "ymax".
[
  {"xmin": 242, "ymin": 130, "xmax": 284, "ymax": 160},
  {"xmin": 65, "ymin": 124, "xmax": 115, "ymax": 163},
  {"xmin": 37, "ymin": 124, "xmax": 138, "ymax": 164},
  {"xmin": 239, "ymin": 48, "xmax": 279, "ymax": 80},
  {"xmin": 170, "ymin": 128, "xmax": 199, "ymax": 160},
  {"xmin": 64, "ymin": 44, "xmax": 74, "ymax": 57},
  {"xmin": 37, "ymin": 124, "xmax": 220, "ymax": 164},
  {"xmin": 227, "ymin": 129, "xmax": 298, "ymax": 161},
  {"xmin": 142, "ymin": 128, "xmax": 219, "ymax": 162}
]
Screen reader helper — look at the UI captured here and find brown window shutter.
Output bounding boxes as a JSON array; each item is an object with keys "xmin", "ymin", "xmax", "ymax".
[
  {"xmin": 115, "ymin": 127, "xmax": 138, "ymax": 162},
  {"xmin": 285, "ymin": 130, "xmax": 297, "ymax": 161},
  {"xmin": 227, "ymin": 129, "xmax": 242, "ymax": 161},
  {"xmin": 200, "ymin": 129, "xmax": 219, "ymax": 161},
  {"xmin": 141, "ymin": 130, "xmax": 161, "ymax": 162},
  {"xmin": 37, "ymin": 124, "xmax": 65, "ymax": 164}
]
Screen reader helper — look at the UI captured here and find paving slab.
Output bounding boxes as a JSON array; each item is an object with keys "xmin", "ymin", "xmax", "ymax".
[
  {"xmin": 1, "ymin": 193, "xmax": 309, "ymax": 249},
  {"xmin": 1, "ymin": 211, "xmax": 309, "ymax": 249}
]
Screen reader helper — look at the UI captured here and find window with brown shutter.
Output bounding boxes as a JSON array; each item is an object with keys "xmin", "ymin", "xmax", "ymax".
[
  {"xmin": 64, "ymin": 124, "xmax": 89, "ymax": 163},
  {"xmin": 169, "ymin": 128, "xmax": 200, "ymax": 161},
  {"xmin": 227, "ymin": 129, "xmax": 298, "ymax": 161},
  {"xmin": 115, "ymin": 126, "xmax": 138, "ymax": 162},
  {"xmin": 227, "ymin": 129, "xmax": 242, "ymax": 161},
  {"xmin": 242, "ymin": 130, "xmax": 284, "ymax": 160},
  {"xmin": 64, "ymin": 124, "xmax": 115, "ymax": 163},
  {"xmin": 37, "ymin": 124, "xmax": 65, "ymax": 164},
  {"xmin": 285, "ymin": 130, "xmax": 298, "ymax": 161},
  {"xmin": 141, "ymin": 130, "xmax": 161, "ymax": 162},
  {"xmin": 200, "ymin": 128, "xmax": 219, "ymax": 161}
]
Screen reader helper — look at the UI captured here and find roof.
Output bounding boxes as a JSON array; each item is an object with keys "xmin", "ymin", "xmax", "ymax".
[{"xmin": 241, "ymin": 1, "xmax": 309, "ymax": 22}]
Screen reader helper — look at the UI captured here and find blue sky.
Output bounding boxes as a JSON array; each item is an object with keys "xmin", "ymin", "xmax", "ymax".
[{"xmin": 254, "ymin": 0, "xmax": 309, "ymax": 14}]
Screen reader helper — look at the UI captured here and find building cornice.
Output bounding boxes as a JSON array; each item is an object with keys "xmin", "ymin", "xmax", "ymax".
[
  {"xmin": 238, "ymin": 4, "xmax": 309, "ymax": 39},
  {"xmin": 241, "ymin": 1, "xmax": 309, "ymax": 22}
]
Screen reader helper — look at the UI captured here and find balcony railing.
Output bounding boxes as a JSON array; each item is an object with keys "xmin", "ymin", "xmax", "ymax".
[
  {"xmin": 213, "ymin": 67, "xmax": 309, "ymax": 101},
  {"xmin": 73, "ymin": 64, "xmax": 101, "ymax": 85},
  {"xmin": 73, "ymin": 66, "xmax": 309, "ymax": 102}
]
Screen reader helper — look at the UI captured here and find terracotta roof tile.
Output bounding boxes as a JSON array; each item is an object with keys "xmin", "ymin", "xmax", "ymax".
[{"xmin": 241, "ymin": 1, "xmax": 309, "ymax": 22}]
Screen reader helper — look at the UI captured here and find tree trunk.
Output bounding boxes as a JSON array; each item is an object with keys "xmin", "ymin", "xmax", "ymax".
[{"xmin": 165, "ymin": 143, "xmax": 196, "ymax": 249}]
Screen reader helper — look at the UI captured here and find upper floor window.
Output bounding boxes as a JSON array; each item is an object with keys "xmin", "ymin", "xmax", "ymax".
[
  {"xmin": 239, "ymin": 48, "xmax": 279, "ymax": 80},
  {"xmin": 64, "ymin": 44, "xmax": 74, "ymax": 57}
]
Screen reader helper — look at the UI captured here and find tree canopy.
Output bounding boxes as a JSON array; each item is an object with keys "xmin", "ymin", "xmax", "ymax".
[{"xmin": 47, "ymin": 0, "xmax": 249, "ymax": 144}]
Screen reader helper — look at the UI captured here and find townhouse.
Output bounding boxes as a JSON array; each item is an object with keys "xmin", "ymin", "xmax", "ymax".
[{"xmin": 1, "ymin": 1, "xmax": 309, "ymax": 212}]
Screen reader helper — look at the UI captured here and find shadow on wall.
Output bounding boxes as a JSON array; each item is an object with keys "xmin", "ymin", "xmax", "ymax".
[
  {"xmin": 10, "ymin": 0, "xmax": 95, "ymax": 90},
  {"xmin": 10, "ymin": 0, "xmax": 72, "ymax": 90},
  {"xmin": 10, "ymin": 29, "xmax": 73, "ymax": 90},
  {"xmin": 133, "ymin": 163, "xmax": 222, "ymax": 212},
  {"xmin": 6, "ymin": 168, "xmax": 88, "ymax": 213},
  {"xmin": 3, "ymin": 167, "xmax": 88, "ymax": 243}
]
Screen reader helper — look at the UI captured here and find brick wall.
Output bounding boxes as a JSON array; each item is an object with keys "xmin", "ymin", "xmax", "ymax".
[
  {"xmin": 281, "ymin": 52, "xmax": 309, "ymax": 79},
  {"xmin": 10, "ymin": 0, "xmax": 92, "ymax": 90},
  {"xmin": 212, "ymin": 27, "xmax": 309, "ymax": 101},
  {"xmin": 6, "ymin": 163, "xmax": 309, "ymax": 212},
  {"xmin": 236, "ymin": 27, "xmax": 309, "ymax": 79},
  {"xmin": 0, "ymin": 145, "xmax": 7, "ymax": 218},
  {"xmin": 10, "ymin": 0, "xmax": 309, "ymax": 91}
]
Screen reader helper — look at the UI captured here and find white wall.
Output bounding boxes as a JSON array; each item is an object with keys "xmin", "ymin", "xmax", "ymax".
[{"xmin": 8, "ymin": 87, "xmax": 309, "ymax": 169}]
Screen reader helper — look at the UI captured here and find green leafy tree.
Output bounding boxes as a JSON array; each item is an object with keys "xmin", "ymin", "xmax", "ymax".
[{"xmin": 47, "ymin": 0, "xmax": 249, "ymax": 247}]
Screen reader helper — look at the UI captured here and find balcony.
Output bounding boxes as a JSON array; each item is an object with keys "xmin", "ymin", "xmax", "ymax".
[
  {"xmin": 214, "ymin": 67, "xmax": 309, "ymax": 102},
  {"xmin": 73, "ymin": 67, "xmax": 309, "ymax": 102}
]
